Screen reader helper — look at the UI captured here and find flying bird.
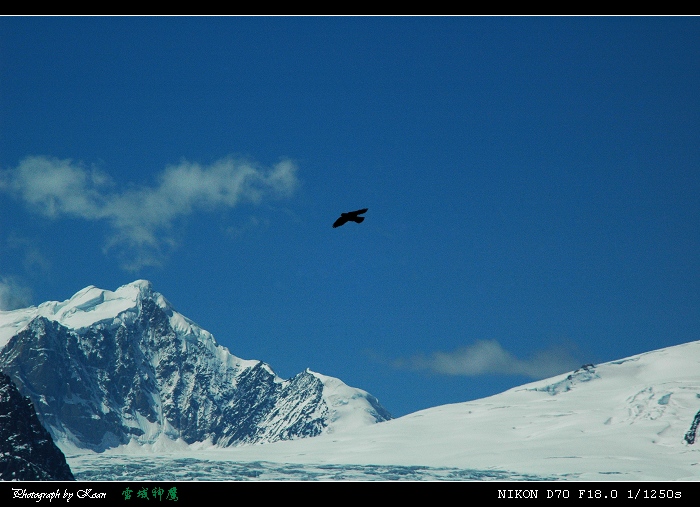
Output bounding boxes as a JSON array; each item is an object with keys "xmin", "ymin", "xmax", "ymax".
[{"xmin": 333, "ymin": 208, "xmax": 368, "ymax": 228}]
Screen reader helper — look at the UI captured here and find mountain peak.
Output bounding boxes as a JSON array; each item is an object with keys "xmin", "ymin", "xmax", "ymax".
[
  {"xmin": 1, "ymin": 281, "xmax": 162, "ymax": 347},
  {"xmin": 44, "ymin": 281, "xmax": 149, "ymax": 331},
  {"xmin": 0, "ymin": 281, "xmax": 392, "ymax": 451},
  {"xmin": 126, "ymin": 279, "xmax": 152, "ymax": 290},
  {"xmin": 120, "ymin": 279, "xmax": 157, "ymax": 300}
]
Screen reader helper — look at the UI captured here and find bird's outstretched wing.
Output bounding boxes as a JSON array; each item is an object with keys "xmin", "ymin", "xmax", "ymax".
[
  {"xmin": 333, "ymin": 208, "xmax": 368, "ymax": 228},
  {"xmin": 333, "ymin": 216, "xmax": 349, "ymax": 228}
]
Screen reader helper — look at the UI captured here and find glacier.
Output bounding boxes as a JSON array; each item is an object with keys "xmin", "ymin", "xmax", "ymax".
[{"xmin": 68, "ymin": 339, "xmax": 700, "ymax": 481}]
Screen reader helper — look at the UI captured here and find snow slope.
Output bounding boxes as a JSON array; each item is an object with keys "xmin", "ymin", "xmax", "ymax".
[{"xmin": 76, "ymin": 340, "xmax": 700, "ymax": 481}]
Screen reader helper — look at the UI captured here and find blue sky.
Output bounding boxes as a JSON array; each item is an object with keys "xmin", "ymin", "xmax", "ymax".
[{"xmin": 1, "ymin": 16, "xmax": 699, "ymax": 417}]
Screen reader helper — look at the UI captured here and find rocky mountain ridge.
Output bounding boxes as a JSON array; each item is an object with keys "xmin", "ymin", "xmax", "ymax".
[
  {"xmin": 0, "ymin": 281, "xmax": 390, "ymax": 452},
  {"xmin": 0, "ymin": 372, "xmax": 74, "ymax": 480}
]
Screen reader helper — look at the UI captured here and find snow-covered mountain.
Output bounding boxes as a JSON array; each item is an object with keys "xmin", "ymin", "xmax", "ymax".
[
  {"xmin": 5, "ymin": 280, "xmax": 699, "ymax": 480},
  {"xmin": 100, "ymin": 339, "xmax": 698, "ymax": 481},
  {"xmin": 0, "ymin": 372, "xmax": 74, "ymax": 480},
  {"xmin": 0, "ymin": 281, "xmax": 391, "ymax": 452}
]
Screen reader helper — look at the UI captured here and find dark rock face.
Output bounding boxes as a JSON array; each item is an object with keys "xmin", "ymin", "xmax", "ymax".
[
  {"xmin": 0, "ymin": 285, "xmax": 391, "ymax": 451},
  {"xmin": 0, "ymin": 372, "xmax": 74, "ymax": 481},
  {"xmin": 684, "ymin": 409, "xmax": 700, "ymax": 445}
]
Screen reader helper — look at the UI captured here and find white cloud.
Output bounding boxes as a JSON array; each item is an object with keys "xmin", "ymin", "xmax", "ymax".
[
  {"xmin": 5, "ymin": 156, "xmax": 110, "ymax": 219},
  {"xmin": 394, "ymin": 339, "xmax": 581, "ymax": 379},
  {"xmin": 0, "ymin": 276, "xmax": 32, "ymax": 311},
  {"xmin": 2, "ymin": 155, "xmax": 299, "ymax": 271}
]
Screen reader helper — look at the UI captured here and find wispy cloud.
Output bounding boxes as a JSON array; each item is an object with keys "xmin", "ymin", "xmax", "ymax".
[
  {"xmin": 0, "ymin": 276, "xmax": 32, "ymax": 311},
  {"xmin": 6, "ymin": 234, "xmax": 52, "ymax": 276},
  {"xmin": 2, "ymin": 156, "xmax": 299, "ymax": 271},
  {"xmin": 393, "ymin": 339, "xmax": 581, "ymax": 379}
]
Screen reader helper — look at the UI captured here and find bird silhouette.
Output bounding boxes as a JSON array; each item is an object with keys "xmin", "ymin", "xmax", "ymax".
[{"xmin": 333, "ymin": 208, "xmax": 368, "ymax": 228}]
